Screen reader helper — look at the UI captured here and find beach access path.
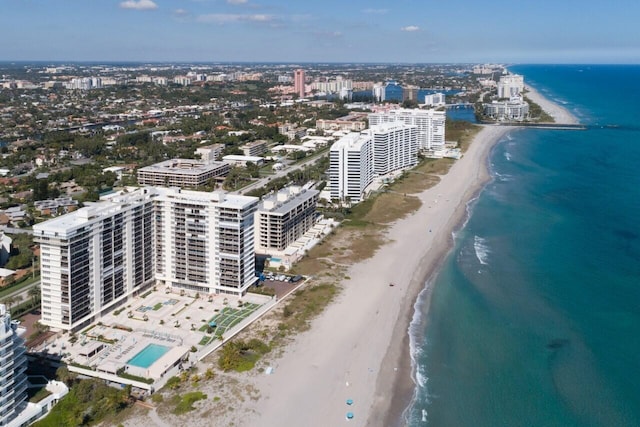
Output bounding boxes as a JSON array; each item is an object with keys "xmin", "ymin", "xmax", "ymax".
[{"xmin": 240, "ymin": 125, "xmax": 514, "ymax": 427}]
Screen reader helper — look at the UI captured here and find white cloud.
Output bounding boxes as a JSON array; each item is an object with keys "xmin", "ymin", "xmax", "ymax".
[
  {"xmin": 227, "ymin": 0, "xmax": 248, "ymax": 4},
  {"xmin": 314, "ymin": 30, "xmax": 343, "ymax": 39},
  {"xmin": 197, "ymin": 14, "xmax": 276, "ymax": 24},
  {"xmin": 120, "ymin": 0, "xmax": 158, "ymax": 10},
  {"xmin": 401, "ymin": 25, "xmax": 420, "ymax": 32},
  {"xmin": 174, "ymin": 9, "xmax": 188, "ymax": 15},
  {"xmin": 363, "ymin": 8, "xmax": 388, "ymax": 14}
]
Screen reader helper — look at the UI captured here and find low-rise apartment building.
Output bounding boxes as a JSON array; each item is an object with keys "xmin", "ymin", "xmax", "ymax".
[
  {"xmin": 254, "ymin": 186, "xmax": 319, "ymax": 254},
  {"xmin": 483, "ymin": 97, "xmax": 529, "ymax": 121},
  {"xmin": 241, "ymin": 140, "xmax": 268, "ymax": 157},
  {"xmin": 316, "ymin": 119, "xmax": 367, "ymax": 132},
  {"xmin": 137, "ymin": 159, "xmax": 230, "ymax": 188},
  {"xmin": 195, "ymin": 144, "xmax": 225, "ymax": 163}
]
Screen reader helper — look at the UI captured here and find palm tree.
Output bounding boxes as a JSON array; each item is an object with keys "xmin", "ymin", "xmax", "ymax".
[
  {"xmin": 2, "ymin": 296, "xmax": 16, "ymax": 310},
  {"xmin": 28, "ymin": 285, "xmax": 41, "ymax": 308}
]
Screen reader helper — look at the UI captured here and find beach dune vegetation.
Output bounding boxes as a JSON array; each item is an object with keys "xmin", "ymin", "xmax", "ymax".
[{"xmin": 218, "ymin": 338, "xmax": 271, "ymax": 372}]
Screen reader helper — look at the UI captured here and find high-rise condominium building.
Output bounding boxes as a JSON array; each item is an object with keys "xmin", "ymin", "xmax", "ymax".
[
  {"xmin": 368, "ymin": 108, "xmax": 446, "ymax": 151},
  {"xmin": 424, "ymin": 92, "xmax": 446, "ymax": 107},
  {"xmin": 497, "ymin": 74, "xmax": 524, "ymax": 99},
  {"xmin": 371, "ymin": 122, "xmax": 418, "ymax": 176},
  {"xmin": 34, "ymin": 187, "xmax": 259, "ymax": 331},
  {"xmin": 294, "ymin": 69, "xmax": 306, "ymax": 98},
  {"xmin": 329, "ymin": 123, "xmax": 417, "ymax": 202},
  {"xmin": 0, "ymin": 304, "xmax": 28, "ymax": 427},
  {"xmin": 254, "ymin": 186, "xmax": 319, "ymax": 254},
  {"xmin": 329, "ymin": 132, "xmax": 373, "ymax": 202}
]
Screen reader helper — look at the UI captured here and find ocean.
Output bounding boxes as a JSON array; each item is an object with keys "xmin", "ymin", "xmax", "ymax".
[{"xmin": 405, "ymin": 65, "xmax": 640, "ymax": 427}]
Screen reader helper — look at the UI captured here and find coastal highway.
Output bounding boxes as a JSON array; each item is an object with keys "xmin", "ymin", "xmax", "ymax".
[
  {"xmin": 0, "ymin": 226, "xmax": 33, "ymax": 235},
  {"xmin": 0, "ymin": 280, "xmax": 40, "ymax": 308},
  {"xmin": 235, "ymin": 149, "xmax": 329, "ymax": 195}
]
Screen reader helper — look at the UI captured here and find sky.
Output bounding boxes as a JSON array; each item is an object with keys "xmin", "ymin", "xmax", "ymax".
[{"xmin": 1, "ymin": 0, "xmax": 639, "ymax": 63}]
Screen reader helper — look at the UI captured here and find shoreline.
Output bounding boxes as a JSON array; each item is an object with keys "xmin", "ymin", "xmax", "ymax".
[
  {"xmin": 237, "ymin": 125, "xmax": 514, "ymax": 427},
  {"xmin": 375, "ymin": 126, "xmax": 511, "ymax": 427},
  {"xmin": 383, "ymin": 81, "xmax": 579, "ymax": 426},
  {"xmin": 524, "ymin": 83, "xmax": 580, "ymax": 125},
  {"xmin": 119, "ymin": 81, "xmax": 584, "ymax": 427}
]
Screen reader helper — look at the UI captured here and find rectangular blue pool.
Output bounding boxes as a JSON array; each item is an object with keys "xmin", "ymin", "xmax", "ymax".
[{"xmin": 127, "ymin": 344, "xmax": 169, "ymax": 368}]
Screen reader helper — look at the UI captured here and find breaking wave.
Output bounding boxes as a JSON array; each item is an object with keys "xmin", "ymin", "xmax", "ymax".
[{"xmin": 474, "ymin": 235, "xmax": 490, "ymax": 265}]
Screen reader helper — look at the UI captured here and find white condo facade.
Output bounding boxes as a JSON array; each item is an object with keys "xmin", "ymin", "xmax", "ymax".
[
  {"xmin": 0, "ymin": 304, "xmax": 28, "ymax": 427},
  {"xmin": 329, "ymin": 133, "xmax": 374, "ymax": 202},
  {"xmin": 371, "ymin": 122, "xmax": 418, "ymax": 176},
  {"xmin": 368, "ymin": 108, "xmax": 445, "ymax": 151},
  {"xmin": 34, "ymin": 187, "xmax": 259, "ymax": 331},
  {"xmin": 423, "ymin": 92, "xmax": 446, "ymax": 107},
  {"xmin": 329, "ymin": 123, "xmax": 417, "ymax": 202},
  {"xmin": 483, "ymin": 97, "xmax": 530, "ymax": 121},
  {"xmin": 497, "ymin": 74, "xmax": 524, "ymax": 99}
]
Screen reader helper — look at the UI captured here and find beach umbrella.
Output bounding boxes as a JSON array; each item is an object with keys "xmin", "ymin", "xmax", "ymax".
[
  {"xmin": 346, "ymin": 412, "xmax": 354, "ymax": 420},
  {"xmin": 346, "ymin": 399, "xmax": 353, "ymax": 405}
]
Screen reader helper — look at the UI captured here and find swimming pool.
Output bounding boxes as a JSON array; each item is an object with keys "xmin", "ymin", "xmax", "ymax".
[{"xmin": 127, "ymin": 344, "xmax": 169, "ymax": 368}]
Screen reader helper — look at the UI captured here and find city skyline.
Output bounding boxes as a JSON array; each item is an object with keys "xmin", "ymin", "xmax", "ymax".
[{"xmin": 2, "ymin": 0, "xmax": 639, "ymax": 64}]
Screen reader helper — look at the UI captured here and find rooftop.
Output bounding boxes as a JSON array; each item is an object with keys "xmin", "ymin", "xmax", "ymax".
[
  {"xmin": 138, "ymin": 159, "xmax": 228, "ymax": 176},
  {"xmin": 259, "ymin": 186, "xmax": 319, "ymax": 215}
]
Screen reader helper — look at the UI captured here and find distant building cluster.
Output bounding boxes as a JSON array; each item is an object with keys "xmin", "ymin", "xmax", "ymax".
[
  {"xmin": 327, "ymin": 107, "xmax": 447, "ymax": 202},
  {"xmin": 66, "ymin": 77, "xmax": 103, "ymax": 90},
  {"xmin": 483, "ymin": 73, "xmax": 529, "ymax": 121},
  {"xmin": 311, "ymin": 76, "xmax": 353, "ymax": 100},
  {"xmin": 371, "ymin": 81, "xmax": 449, "ymax": 106}
]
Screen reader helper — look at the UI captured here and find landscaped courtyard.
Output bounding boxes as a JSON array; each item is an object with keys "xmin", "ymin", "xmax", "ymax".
[{"xmin": 49, "ymin": 288, "xmax": 274, "ymax": 387}]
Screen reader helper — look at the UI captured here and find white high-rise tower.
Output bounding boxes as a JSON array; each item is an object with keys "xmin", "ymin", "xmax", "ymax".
[{"xmin": 0, "ymin": 304, "xmax": 28, "ymax": 427}]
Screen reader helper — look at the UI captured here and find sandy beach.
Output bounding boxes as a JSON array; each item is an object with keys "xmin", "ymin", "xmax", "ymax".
[
  {"xmin": 117, "ymin": 86, "xmax": 579, "ymax": 427},
  {"xmin": 117, "ymin": 125, "xmax": 515, "ymax": 427},
  {"xmin": 525, "ymin": 84, "xmax": 579, "ymax": 124},
  {"xmin": 234, "ymin": 125, "xmax": 514, "ymax": 427}
]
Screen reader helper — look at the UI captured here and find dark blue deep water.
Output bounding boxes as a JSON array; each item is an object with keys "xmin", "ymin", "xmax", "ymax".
[{"xmin": 406, "ymin": 65, "xmax": 640, "ymax": 427}]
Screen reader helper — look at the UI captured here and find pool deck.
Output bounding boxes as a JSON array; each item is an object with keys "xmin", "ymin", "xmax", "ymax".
[{"xmin": 51, "ymin": 288, "xmax": 273, "ymax": 385}]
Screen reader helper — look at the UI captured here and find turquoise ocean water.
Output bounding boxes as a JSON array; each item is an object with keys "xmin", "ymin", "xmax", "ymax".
[{"xmin": 405, "ymin": 65, "xmax": 640, "ymax": 427}]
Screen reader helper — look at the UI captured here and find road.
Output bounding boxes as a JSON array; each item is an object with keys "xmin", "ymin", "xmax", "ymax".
[
  {"xmin": 0, "ymin": 226, "xmax": 33, "ymax": 235},
  {"xmin": 0, "ymin": 280, "xmax": 40, "ymax": 306},
  {"xmin": 235, "ymin": 149, "xmax": 329, "ymax": 195}
]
